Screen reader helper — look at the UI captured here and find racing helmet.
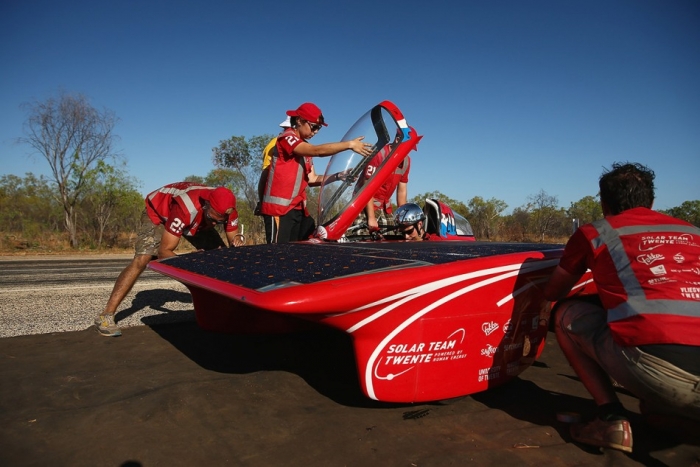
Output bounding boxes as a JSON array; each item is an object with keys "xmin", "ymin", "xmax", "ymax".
[{"xmin": 394, "ymin": 203, "xmax": 426, "ymax": 226}]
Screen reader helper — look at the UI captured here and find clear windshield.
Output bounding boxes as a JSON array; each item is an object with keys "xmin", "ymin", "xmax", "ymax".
[{"xmin": 318, "ymin": 105, "xmax": 404, "ymax": 227}]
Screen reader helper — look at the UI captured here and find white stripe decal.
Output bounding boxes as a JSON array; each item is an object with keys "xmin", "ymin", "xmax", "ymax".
[
  {"xmin": 355, "ymin": 259, "xmax": 559, "ymax": 400},
  {"xmin": 363, "ymin": 270, "xmax": 519, "ymax": 400}
]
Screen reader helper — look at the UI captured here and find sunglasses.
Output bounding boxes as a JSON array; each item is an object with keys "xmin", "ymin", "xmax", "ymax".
[
  {"xmin": 205, "ymin": 206, "xmax": 228, "ymax": 225},
  {"xmin": 400, "ymin": 225, "xmax": 416, "ymax": 236},
  {"xmin": 306, "ymin": 121, "xmax": 322, "ymax": 132}
]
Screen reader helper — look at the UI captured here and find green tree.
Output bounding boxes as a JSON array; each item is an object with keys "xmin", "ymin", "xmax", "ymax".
[
  {"xmin": 567, "ymin": 195, "xmax": 603, "ymax": 228},
  {"xmin": 211, "ymin": 134, "xmax": 274, "ymax": 244},
  {"xmin": 80, "ymin": 161, "xmax": 142, "ymax": 248},
  {"xmin": 17, "ymin": 91, "xmax": 119, "ymax": 248},
  {"xmin": 0, "ymin": 173, "xmax": 63, "ymax": 239},
  {"xmin": 409, "ymin": 191, "xmax": 470, "ymax": 219},
  {"xmin": 211, "ymin": 134, "xmax": 274, "ymax": 213},
  {"xmin": 528, "ymin": 189, "xmax": 559, "ymax": 242},
  {"xmin": 662, "ymin": 200, "xmax": 700, "ymax": 227},
  {"xmin": 183, "ymin": 175, "xmax": 205, "ymax": 184},
  {"xmin": 466, "ymin": 196, "xmax": 508, "ymax": 240},
  {"xmin": 502, "ymin": 206, "xmax": 531, "ymax": 242}
]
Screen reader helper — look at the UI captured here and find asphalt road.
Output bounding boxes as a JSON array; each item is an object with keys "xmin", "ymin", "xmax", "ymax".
[
  {"xmin": 0, "ymin": 254, "xmax": 193, "ymax": 338},
  {"xmin": 1, "ymin": 255, "xmax": 699, "ymax": 466}
]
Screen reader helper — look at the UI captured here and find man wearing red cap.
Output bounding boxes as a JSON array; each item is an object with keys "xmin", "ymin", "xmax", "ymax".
[
  {"xmin": 94, "ymin": 182, "xmax": 244, "ymax": 337},
  {"xmin": 260, "ymin": 102, "xmax": 374, "ymax": 243}
]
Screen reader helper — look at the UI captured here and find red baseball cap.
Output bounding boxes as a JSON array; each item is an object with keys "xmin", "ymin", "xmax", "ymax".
[
  {"xmin": 208, "ymin": 187, "xmax": 236, "ymax": 215},
  {"xmin": 286, "ymin": 102, "xmax": 328, "ymax": 126}
]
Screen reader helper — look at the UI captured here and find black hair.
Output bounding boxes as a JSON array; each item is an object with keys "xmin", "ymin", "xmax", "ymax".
[
  {"xmin": 291, "ymin": 115, "xmax": 324, "ymax": 127},
  {"xmin": 598, "ymin": 162, "xmax": 655, "ymax": 215}
]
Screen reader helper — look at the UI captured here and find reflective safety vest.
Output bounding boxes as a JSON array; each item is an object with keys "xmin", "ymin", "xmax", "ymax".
[
  {"xmin": 582, "ymin": 207, "xmax": 700, "ymax": 346},
  {"xmin": 260, "ymin": 129, "xmax": 307, "ymax": 216},
  {"xmin": 145, "ymin": 182, "xmax": 212, "ymax": 236}
]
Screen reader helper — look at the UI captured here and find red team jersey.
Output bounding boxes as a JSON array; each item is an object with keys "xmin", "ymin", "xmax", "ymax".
[
  {"xmin": 145, "ymin": 182, "xmax": 239, "ymax": 237},
  {"xmin": 558, "ymin": 207, "xmax": 700, "ymax": 347},
  {"xmin": 261, "ymin": 128, "xmax": 307, "ymax": 216},
  {"xmin": 363, "ymin": 150, "xmax": 411, "ymax": 213}
]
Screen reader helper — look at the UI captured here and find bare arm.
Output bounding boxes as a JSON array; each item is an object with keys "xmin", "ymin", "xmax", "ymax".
[
  {"xmin": 396, "ymin": 181, "xmax": 407, "ymax": 207},
  {"xmin": 293, "ymin": 136, "xmax": 373, "ymax": 158},
  {"xmin": 543, "ymin": 265, "xmax": 584, "ymax": 301},
  {"xmin": 157, "ymin": 230, "xmax": 181, "ymax": 259},
  {"xmin": 366, "ymin": 198, "xmax": 378, "ymax": 230}
]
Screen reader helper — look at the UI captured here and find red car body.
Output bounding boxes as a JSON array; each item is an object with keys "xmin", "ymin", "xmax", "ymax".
[{"xmin": 149, "ymin": 101, "xmax": 594, "ymax": 403}]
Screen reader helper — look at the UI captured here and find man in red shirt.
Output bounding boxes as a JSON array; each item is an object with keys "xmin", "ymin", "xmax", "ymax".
[
  {"xmin": 545, "ymin": 162, "xmax": 700, "ymax": 452},
  {"xmin": 349, "ymin": 130, "xmax": 410, "ymax": 235},
  {"xmin": 360, "ymin": 154, "xmax": 410, "ymax": 233},
  {"xmin": 260, "ymin": 102, "xmax": 374, "ymax": 243},
  {"xmin": 95, "ymin": 182, "xmax": 244, "ymax": 337}
]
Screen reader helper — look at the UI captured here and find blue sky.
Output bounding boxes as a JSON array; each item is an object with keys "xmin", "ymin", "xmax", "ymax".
[{"xmin": 1, "ymin": 0, "xmax": 699, "ymax": 214}]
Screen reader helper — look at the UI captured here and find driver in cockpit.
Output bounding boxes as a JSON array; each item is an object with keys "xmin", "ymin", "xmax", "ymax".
[{"xmin": 394, "ymin": 203, "xmax": 431, "ymax": 241}]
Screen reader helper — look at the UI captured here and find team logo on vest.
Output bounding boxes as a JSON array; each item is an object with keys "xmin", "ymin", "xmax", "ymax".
[
  {"xmin": 640, "ymin": 233, "xmax": 699, "ymax": 251},
  {"xmin": 637, "ymin": 253, "xmax": 664, "ymax": 265}
]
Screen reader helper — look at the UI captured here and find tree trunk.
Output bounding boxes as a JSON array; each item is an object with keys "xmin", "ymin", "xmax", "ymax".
[{"xmin": 64, "ymin": 206, "xmax": 79, "ymax": 248}]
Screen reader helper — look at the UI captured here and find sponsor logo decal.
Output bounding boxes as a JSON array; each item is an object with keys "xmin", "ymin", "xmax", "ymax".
[
  {"xmin": 482, "ymin": 321, "xmax": 498, "ymax": 336},
  {"xmin": 637, "ymin": 253, "xmax": 664, "ymax": 265},
  {"xmin": 478, "ymin": 367, "xmax": 500, "ymax": 382},
  {"xmin": 480, "ymin": 344, "xmax": 497, "ymax": 357},
  {"xmin": 639, "ymin": 234, "xmax": 699, "ymax": 251},
  {"xmin": 648, "ymin": 277, "xmax": 671, "ymax": 285},
  {"xmin": 680, "ymin": 287, "xmax": 700, "ymax": 300}
]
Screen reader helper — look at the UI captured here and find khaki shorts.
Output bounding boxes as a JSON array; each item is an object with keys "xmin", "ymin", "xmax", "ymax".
[
  {"xmin": 134, "ymin": 209, "xmax": 226, "ymax": 256},
  {"xmin": 556, "ymin": 298, "xmax": 700, "ymax": 421}
]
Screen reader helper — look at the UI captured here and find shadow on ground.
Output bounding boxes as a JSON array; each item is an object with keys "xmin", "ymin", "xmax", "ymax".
[
  {"xmin": 472, "ymin": 351, "xmax": 700, "ymax": 466},
  {"xmin": 146, "ymin": 320, "xmax": 400, "ymax": 409},
  {"xmin": 114, "ymin": 288, "xmax": 194, "ymax": 324}
]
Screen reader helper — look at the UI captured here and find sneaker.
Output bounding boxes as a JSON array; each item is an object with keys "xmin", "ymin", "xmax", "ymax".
[
  {"xmin": 94, "ymin": 314, "xmax": 121, "ymax": 337},
  {"xmin": 570, "ymin": 418, "xmax": 633, "ymax": 453}
]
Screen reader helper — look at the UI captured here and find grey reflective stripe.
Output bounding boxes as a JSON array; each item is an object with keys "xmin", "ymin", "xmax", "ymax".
[
  {"xmin": 590, "ymin": 218, "xmax": 700, "ymax": 323},
  {"xmin": 176, "ymin": 186, "xmax": 212, "ymax": 234},
  {"xmin": 176, "ymin": 190, "xmax": 203, "ymax": 222},
  {"xmin": 394, "ymin": 157, "xmax": 409, "ymax": 176},
  {"xmin": 593, "ymin": 219, "xmax": 645, "ymax": 297},
  {"xmin": 263, "ymin": 157, "xmax": 305, "ymax": 208},
  {"xmin": 148, "ymin": 185, "xmax": 211, "ymax": 221},
  {"xmin": 615, "ymin": 224, "xmax": 700, "ymax": 236},
  {"xmin": 609, "ymin": 299, "xmax": 700, "ymax": 321}
]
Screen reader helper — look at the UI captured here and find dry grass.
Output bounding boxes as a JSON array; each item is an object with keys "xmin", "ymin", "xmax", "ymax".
[{"xmin": 0, "ymin": 231, "xmax": 181, "ymax": 256}]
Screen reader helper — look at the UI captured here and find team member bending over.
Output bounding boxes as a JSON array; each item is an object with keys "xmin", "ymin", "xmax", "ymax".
[{"xmin": 95, "ymin": 182, "xmax": 244, "ymax": 337}]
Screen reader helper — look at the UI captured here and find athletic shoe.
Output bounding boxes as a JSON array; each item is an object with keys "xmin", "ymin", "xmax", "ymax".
[
  {"xmin": 570, "ymin": 418, "xmax": 632, "ymax": 453},
  {"xmin": 94, "ymin": 314, "xmax": 121, "ymax": 337}
]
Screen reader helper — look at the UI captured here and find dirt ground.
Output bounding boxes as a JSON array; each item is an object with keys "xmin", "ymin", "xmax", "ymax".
[{"xmin": 1, "ymin": 322, "xmax": 698, "ymax": 467}]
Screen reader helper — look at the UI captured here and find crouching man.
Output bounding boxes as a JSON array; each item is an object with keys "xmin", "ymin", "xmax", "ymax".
[{"xmin": 544, "ymin": 162, "xmax": 700, "ymax": 453}]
